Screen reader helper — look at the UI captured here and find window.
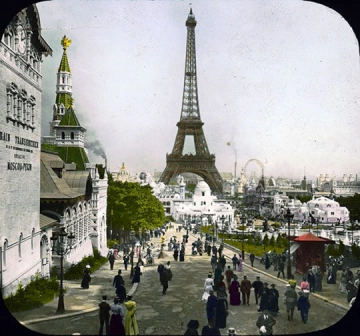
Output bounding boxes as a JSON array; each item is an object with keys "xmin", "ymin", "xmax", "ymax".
[
  {"xmin": 6, "ymin": 83, "xmax": 35, "ymax": 129},
  {"xmin": 18, "ymin": 233, "xmax": 23, "ymax": 259},
  {"xmin": 71, "ymin": 132, "xmax": 74, "ymax": 140},
  {"xmin": 3, "ymin": 240, "xmax": 8, "ymax": 268},
  {"xmin": 331, "ymin": 212, "xmax": 334, "ymax": 215},
  {"xmin": 61, "ymin": 132, "xmax": 65, "ymax": 140},
  {"xmin": 31, "ymin": 228, "xmax": 35, "ymax": 252},
  {"xmin": 202, "ymin": 192, "xmax": 205, "ymax": 196}
]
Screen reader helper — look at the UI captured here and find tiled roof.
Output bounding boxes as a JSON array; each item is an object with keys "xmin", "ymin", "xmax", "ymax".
[
  {"xmin": 58, "ymin": 108, "xmax": 81, "ymax": 126},
  {"xmin": 40, "ymin": 214, "xmax": 58, "ymax": 229},
  {"xmin": 58, "ymin": 49, "xmax": 71, "ymax": 73},
  {"xmin": 291, "ymin": 232, "xmax": 335, "ymax": 243},
  {"xmin": 55, "ymin": 92, "xmax": 72, "ymax": 110},
  {"xmin": 40, "ymin": 152, "xmax": 83, "ymax": 200},
  {"xmin": 63, "ymin": 170, "xmax": 91, "ymax": 194}
]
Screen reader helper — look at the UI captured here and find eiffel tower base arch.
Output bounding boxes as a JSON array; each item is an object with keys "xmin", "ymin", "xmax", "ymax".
[{"xmin": 159, "ymin": 155, "xmax": 223, "ymax": 194}]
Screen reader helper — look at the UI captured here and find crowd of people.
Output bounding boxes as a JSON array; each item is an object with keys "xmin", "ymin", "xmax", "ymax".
[{"xmin": 95, "ymin": 222, "xmax": 359, "ymax": 335}]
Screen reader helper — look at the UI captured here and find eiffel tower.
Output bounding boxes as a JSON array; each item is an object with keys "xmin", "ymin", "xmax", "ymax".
[{"xmin": 159, "ymin": 9, "xmax": 223, "ymax": 194}]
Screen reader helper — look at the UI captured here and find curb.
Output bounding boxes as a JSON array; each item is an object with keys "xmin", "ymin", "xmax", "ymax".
[{"xmin": 20, "ymin": 279, "xmax": 140, "ymax": 326}]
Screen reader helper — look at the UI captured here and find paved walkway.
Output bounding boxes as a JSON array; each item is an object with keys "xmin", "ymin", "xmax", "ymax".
[{"xmin": 9, "ymin": 223, "xmax": 357, "ymax": 332}]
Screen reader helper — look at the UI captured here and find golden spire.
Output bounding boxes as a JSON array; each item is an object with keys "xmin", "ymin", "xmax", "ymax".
[
  {"xmin": 61, "ymin": 35, "xmax": 72, "ymax": 51},
  {"xmin": 122, "ymin": 162, "xmax": 126, "ymax": 170}
]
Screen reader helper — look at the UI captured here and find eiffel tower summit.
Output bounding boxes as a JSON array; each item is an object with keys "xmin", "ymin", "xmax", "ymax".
[{"xmin": 159, "ymin": 9, "xmax": 223, "ymax": 194}]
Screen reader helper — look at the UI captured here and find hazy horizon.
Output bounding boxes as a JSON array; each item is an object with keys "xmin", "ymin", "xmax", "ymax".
[{"xmin": 32, "ymin": 0, "xmax": 360, "ymax": 181}]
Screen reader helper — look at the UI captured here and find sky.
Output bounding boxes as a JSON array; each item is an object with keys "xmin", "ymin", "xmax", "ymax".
[{"xmin": 32, "ymin": 0, "xmax": 360, "ymax": 181}]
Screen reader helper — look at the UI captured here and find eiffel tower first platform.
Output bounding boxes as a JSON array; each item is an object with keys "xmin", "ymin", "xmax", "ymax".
[{"xmin": 159, "ymin": 9, "xmax": 223, "ymax": 194}]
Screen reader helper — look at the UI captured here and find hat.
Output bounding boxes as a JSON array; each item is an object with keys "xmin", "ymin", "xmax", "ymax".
[
  {"xmin": 270, "ymin": 284, "xmax": 276, "ymax": 287},
  {"xmin": 126, "ymin": 294, "xmax": 133, "ymax": 300},
  {"xmin": 187, "ymin": 320, "xmax": 199, "ymax": 329},
  {"xmin": 102, "ymin": 295, "xmax": 107, "ymax": 300},
  {"xmin": 86, "ymin": 265, "xmax": 90, "ymax": 269},
  {"xmin": 264, "ymin": 282, "xmax": 269, "ymax": 286}
]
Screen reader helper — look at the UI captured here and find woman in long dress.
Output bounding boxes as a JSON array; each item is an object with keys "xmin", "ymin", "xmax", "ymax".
[
  {"xmin": 238, "ymin": 254, "xmax": 243, "ymax": 272},
  {"xmin": 229, "ymin": 276, "xmax": 241, "ymax": 306},
  {"xmin": 202, "ymin": 272, "xmax": 214, "ymax": 301},
  {"xmin": 124, "ymin": 295, "xmax": 139, "ymax": 335},
  {"xmin": 215, "ymin": 290, "xmax": 228, "ymax": 329},
  {"xmin": 180, "ymin": 249, "xmax": 185, "ymax": 262},
  {"xmin": 81, "ymin": 265, "xmax": 91, "ymax": 289},
  {"xmin": 109, "ymin": 297, "xmax": 126, "ymax": 335},
  {"xmin": 132, "ymin": 263, "xmax": 142, "ymax": 284}
]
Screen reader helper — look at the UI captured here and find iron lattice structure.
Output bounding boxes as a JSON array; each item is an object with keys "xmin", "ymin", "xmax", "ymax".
[{"xmin": 159, "ymin": 9, "xmax": 223, "ymax": 194}]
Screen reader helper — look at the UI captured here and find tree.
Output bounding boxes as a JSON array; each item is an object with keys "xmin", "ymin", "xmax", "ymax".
[
  {"xmin": 107, "ymin": 181, "xmax": 166, "ymax": 234},
  {"xmin": 338, "ymin": 240, "xmax": 346, "ymax": 256},
  {"xmin": 262, "ymin": 233, "xmax": 269, "ymax": 246},
  {"xmin": 276, "ymin": 234, "xmax": 283, "ymax": 248},
  {"xmin": 296, "ymin": 195, "xmax": 312, "ymax": 203},
  {"xmin": 247, "ymin": 235, "xmax": 254, "ymax": 245},
  {"xmin": 336, "ymin": 194, "xmax": 360, "ymax": 221},
  {"xmin": 269, "ymin": 235, "xmax": 276, "ymax": 247}
]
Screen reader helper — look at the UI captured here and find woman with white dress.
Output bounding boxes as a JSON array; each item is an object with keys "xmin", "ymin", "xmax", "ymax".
[{"xmin": 202, "ymin": 272, "xmax": 214, "ymax": 301}]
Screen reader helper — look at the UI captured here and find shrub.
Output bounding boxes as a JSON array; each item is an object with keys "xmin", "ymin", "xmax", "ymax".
[
  {"xmin": 107, "ymin": 239, "xmax": 119, "ymax": 248},
  {"xmin": 4, "ymin": 275, "xmax": 60, "ymax": 313},
  {"xmin": 269, "ymin": 235, "xmax": 276, "ymax": 247},
  {"xmin": 262, "ymin": 234, "xmax": 269, "ymax": 246},
  {"xmin": 271, "ymin": 222, "xmax": 281, "ymax": 229},
  {"xmin": 64, "ymin": 247, "xmax": 107, "ymax": 280}
]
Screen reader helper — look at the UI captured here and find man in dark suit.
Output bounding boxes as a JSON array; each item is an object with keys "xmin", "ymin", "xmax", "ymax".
[
  {"xmin": 113, "ymin": 270, "xmax": 125, "ymax": 289},
  {"xmin": 98, "ymin": 295, "xmax": 110, "ymax": 335},
  {"xmin": 108, "ymin": 252, "xmax": 115, "ymax": 270},
  {"xmin": 256, "ymin": 309, "xmax": 276, "ymax": 335}
]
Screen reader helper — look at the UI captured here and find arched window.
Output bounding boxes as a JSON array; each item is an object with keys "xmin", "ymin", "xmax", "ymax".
[
  {"xmin": 71, "ymin": 132, "xmax": 74, "ymax": 140},
  {"xmin": 61, "ymin": 132, "xmax": 65, "ymax": 140},
  {"xmin": 3, "ymin": 239, "xmax": 8, "ymax": 268},
  {"xmin": 31, "ymin": 228, "xmax": 35, "ymax": 252},
  {"xmin": 19, "ymin": 233, "xmax": 23, "ymax": 259}
]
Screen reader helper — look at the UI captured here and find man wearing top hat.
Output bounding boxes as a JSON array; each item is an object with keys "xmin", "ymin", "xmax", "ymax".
[
  {"xmin": 268, "ymin": 284, "xmax": 279, "ymax": 316},
  {"xmin": 98, "ymin": 295, "xmax": 110, "ymax": 335},
  {"xmin": 256, "ymin": 309, "xmax": 276, "ymax": 335}
]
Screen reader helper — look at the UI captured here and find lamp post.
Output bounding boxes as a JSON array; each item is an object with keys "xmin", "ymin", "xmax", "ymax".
[
  {"xmin": 129, "ymin": 229, "xmax": 135, "ymax": 279},
  {"xmin": 241, "ymin": 216, "xmax": 246, "ymax": 260},
  {"xmin": 284, "ymin": 208, "xmax": 294, "ymax": 279},
  {"xmin": 50, "ymin": 227, "xmax": 75, "ymax": 314},
  {"xmin": 316, "ymin": 217, "xmax": 320, "ymax": 237}
]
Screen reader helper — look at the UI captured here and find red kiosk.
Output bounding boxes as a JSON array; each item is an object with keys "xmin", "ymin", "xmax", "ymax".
[{"xmin": 290, "ymin": 232, "xmax": 335, "ymax": 275}]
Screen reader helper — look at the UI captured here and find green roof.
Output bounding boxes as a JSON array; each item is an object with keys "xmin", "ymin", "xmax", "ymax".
[
  {"xmin": 55, "ymin": 92, "xmax": 72, "ymax": 109},
  {"xmin": 41, "ymin": 145, "xmax": 89, "ymax": 171},
  {"xmin": 58, "ymin": 49, "xmax": 71, "ymax": 73},
  {"xmin": 59, "ymin": 108, "xmax": 81, "ymax": 126}
]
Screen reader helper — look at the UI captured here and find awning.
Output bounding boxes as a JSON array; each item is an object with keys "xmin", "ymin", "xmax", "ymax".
[{"xmin": 290, "ymin": 242, "xmax": 300, "ymax": 254}]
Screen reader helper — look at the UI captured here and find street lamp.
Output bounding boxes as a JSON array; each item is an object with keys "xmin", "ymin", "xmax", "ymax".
[
  {"xmin": 50, "ymin": 227, "xmax": 75, "ymax": 314},
  {"xmin": 316, "ymin": 217, "xmax": 320, "ymax": 237},
  {"xmin": 129, "ymin": 229, "xmax": 135, "ymax": 279},
  {"xmin": 284, "ymin": 208, "xmax": 294, "ymax": 279},
  {"xmin": 240, "ymin": 216, "xmax": 246, "ymax": 260}
]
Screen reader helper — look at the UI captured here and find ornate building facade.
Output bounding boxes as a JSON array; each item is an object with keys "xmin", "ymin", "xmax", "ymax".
[{"xmin": 0, "ymin": 5, "xmax": 52, "ymax": 297}]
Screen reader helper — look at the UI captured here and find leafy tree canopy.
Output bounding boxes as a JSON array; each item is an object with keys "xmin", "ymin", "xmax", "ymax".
[
  {"xmin": 336, "ymin": 193, "xmax": 360, "ymax": 221},
  {"xmin": 296, "ymin": 195, "xmax": 312, "ymax": 203},
  {"xmin": 107, "ymin": 181, "xmax": 166, "ymax": 233}
]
